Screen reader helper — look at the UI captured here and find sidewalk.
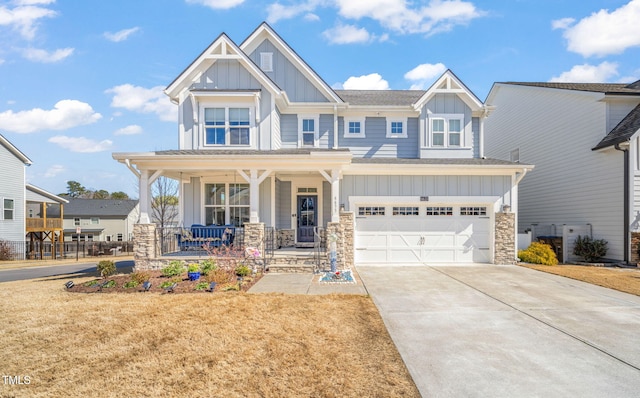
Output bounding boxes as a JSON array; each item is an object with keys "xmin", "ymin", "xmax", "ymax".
[
  {"xmin": 248, "ymin": 268, "xmax": 369, "ymax": 295},
  {"xmin": 0, "ymin": 255, "xmax": 134, "ymax": 271}
]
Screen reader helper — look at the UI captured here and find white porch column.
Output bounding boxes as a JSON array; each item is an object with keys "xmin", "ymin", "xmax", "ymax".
[
  {"xmin": 237, "ymin": 169, "xmax": 272, "ymax": 224},
  {"xmin": 139, "ymin": 169, "xmax": 151, "ymax": 224},
  {"xmin": 320, "ymin": 169, "xmax": 341, "ymax": 222}
]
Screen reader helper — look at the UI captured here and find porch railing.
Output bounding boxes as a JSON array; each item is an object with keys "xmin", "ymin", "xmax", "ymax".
[
  {"xmin": 157, "ymin": 226, "xmax": 245, "ymax": 257},
  {"xmin": 313, "ymin": 226, "xmax": 326, "ymax": 273},
  {"xmin": 263, "ymin": 227, "xmax": 275, "ymax": 270}
]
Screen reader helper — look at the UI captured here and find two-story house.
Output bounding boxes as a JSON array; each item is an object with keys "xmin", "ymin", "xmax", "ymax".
[
  {"xmin": 62, "ymin": 198, "xmax": 139, "ymax": 243},
  {"xmin": 114, "ymin": 22, "xmax": 531, "ymax": 266},
  {"xmin": 485, "ymin": 81, "xmax": 640, "ymax": 263}
]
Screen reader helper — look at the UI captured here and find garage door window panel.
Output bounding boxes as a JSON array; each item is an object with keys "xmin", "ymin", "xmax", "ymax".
[
  {"xmin": 426, "ymin": 206, "xmax": 453, "ymax": 216},
  {"xmin": 460, "ymin": 206, "xmax": 487, "ymax": 216},
  {"xmin": 393, "ymin": 206, "xmax": 419, "ymax": 216},
  {"xmin": 358, "ymin": 206, "xmax": 385, "ymax": 216}
]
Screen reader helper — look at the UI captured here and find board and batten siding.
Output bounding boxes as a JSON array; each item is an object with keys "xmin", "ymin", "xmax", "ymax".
[
  {"xmin": 341, "ymin": 175, "xmax": 512, "ymax": 208},
  {"xmin": 0, "ymin": 146, "xmax": 26, "ymax": 241},
  {"xmin": 276, "ymin": 179, "xmax": 291, "ymax": 229},
  {"xmin": 419, "ymin": 93, "xmax": 475, "ymax": 159},
  {"xmin": 248, "ymin": 39, "xmax": 328, "ymax": 103},
  {"xmin": 485, "ymin": 84, "xmax": 625, "ymax": 260},
  {"xmin": 338, "ymin": 117, "xmax": 419, "ymax": 158}
]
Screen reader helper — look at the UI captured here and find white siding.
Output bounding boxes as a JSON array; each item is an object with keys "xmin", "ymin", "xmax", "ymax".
[
  {"xmin": 0, "ymin": 145, "xmax": 26, "ymax": 241},
  {"xmin": 485, "ymin": 85, "xmax": 625, "ymax": 260}
]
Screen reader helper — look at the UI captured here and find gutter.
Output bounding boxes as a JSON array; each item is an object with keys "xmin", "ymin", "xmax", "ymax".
[{"xmin": 614, "ymin": 143, "xmax": 630, "ymax": 264}]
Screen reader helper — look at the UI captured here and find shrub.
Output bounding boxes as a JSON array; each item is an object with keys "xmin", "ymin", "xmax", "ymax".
[
  {"xmin": 162, "ymin": 261, "xmax": 185, "ymax": 277},
  {"xmin": 235, "ymin": 264, "xmax": 251, "ymax": 277},
  {"xmin": 194, "ymin": 282, "xmax": 209, "ymax": 291},
  {"xmin": 124, "ymin": 280, "xmax": 139, "ymax": 289},
  {"xmin": 103, "ymin": 280, "xmax": 116, "ymax": 288},
  {"xmin": 188, "ymin": 263, "xmax": 200, "ymax": 273},
  {"xmin": 206, "ymin": 268, "xmax": 233, "ymax": 284},
  {"xmin": 573, "ymin": 235, "xmax": 608, "ymax": 262},
  {"xmin": 518, "ymin": 242, "xmax": 558, "ymax": 266},
  {"xmin": 0, "ymin": 240, "xmax": 13, "ymax": 261},
  {"xmin": 130, "ymin": 271, "xmax": 151, "ymax": 284},
  {"xmin": 200, "ymin": 259, "xmax": 217, "ymax": 276},
  {"xmin": 97, "ymin": 260, "xmax": 116, "ymax": 278}
]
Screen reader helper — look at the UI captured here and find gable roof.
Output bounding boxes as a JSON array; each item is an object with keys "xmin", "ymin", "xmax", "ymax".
[
  {"xmin": 165, "ymin": 32, "xmax": 281, "ymax": 102},
  {"xmin": 0, "ymin": 133, "xmax": 32, "ymax": 165},
  {"xmin": 497, "ymin": 81, "xmax": 640, "ymax": 96},
  {"xmin": 336, "ymin": 90, "xmax": 425, "ymax": 106},
  {"xmin": 63, "ymin": 198, "xmax": 138, "ymax": 217},
  {"xmin": 413, "ymin": 69, "xmax": 484, "ymax": 112},
  {"xmin": 593, "ymin": 103, "xmax": 640, "ymax": 150},
  {"xmin": 240, "ymin": 22, "xmax": 343, "ymax": 104},
  {"xmin": 26, "ymin": 184, "xmax": 68, "ymax": 204}
]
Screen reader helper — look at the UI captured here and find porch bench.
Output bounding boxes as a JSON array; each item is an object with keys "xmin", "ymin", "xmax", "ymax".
[{"xmin": 176, "ymin": 225, "xmax": 235, "ymax": 251}]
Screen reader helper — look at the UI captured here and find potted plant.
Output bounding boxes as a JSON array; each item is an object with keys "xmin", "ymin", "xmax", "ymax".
[{"xmin": 187, "ymin": 263, "xmax": 201, "ymax": 281}]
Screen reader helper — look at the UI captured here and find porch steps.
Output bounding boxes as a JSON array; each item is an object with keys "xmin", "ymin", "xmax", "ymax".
[{"xmin": 266, "ymin": 248, "xmax": 326, "ymax": 273}]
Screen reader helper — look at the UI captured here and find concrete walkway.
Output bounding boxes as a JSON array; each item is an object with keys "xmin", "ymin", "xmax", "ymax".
[
  {"xmin": 358, "ymin": 265, "xmax": 640, "ymax": 398},
  {"xmin": 248, "ymin": 268, "xmax": 368, "ymax": 295}
]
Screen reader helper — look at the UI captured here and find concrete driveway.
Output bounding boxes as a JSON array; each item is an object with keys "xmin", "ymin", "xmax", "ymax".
[{"xmin": 357, "ymin": 264, "xmax": 640, "ymax": 398}]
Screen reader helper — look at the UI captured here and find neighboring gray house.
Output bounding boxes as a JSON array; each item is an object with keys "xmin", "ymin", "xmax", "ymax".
[
  {"xmin": 484, "ymin": 81, "xmax": 640, "ymax": 263},
  {"xmin": 0, "ymin": 133, "xmax": 32, "ymax": 242},
  {"xmin": 114, "ymin": 22, "xmax": 531, "ymax": 265},
  {"xmin": 62, "ymin": 198, "xmax": 139, "ymax": 242}
]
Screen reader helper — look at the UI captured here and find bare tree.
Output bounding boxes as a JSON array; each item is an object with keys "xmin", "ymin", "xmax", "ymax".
[{"xmin": 151, "ymin": 176, "xmax": 179, "ymax": 228}]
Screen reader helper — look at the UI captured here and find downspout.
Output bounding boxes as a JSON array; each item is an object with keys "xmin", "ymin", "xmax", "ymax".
[{"xmin": 615, "ymin": 143, "xmax": 630, "ymax": 264}]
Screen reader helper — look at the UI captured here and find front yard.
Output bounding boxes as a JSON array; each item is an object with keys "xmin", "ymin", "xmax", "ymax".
[{"xmin": 0, "ymin": 275, "xmax": 419, "ymax": 398}]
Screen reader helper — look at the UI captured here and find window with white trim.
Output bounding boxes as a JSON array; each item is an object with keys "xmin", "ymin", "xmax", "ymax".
[
  {"xmin": 393, "ymin": 206, "xmax": 419, "ymax": 216},
  {"xmin": 74, "ymin": 217, "xmax": 80, "ymax": 226},
  {"xmin": 2, "ymin": 198, "xmax": 14, "ymax": 220},
  {"xmin": 429, "ymin": 114, "xmax": 464, "ymax": 147},
  {"xmin": 460, "ymin": 206, "xmax": 487, "ymax": 216},
  {"xmin": 90, "ymin": 217, "xmax": 99, "ymax": 225},
  {"xmin": 117, "ymin": 233, "xmax": 123, "ymax": 242},
  {"xmin": 204, "ymin": 107, "xmax": 251, "ymax": 146},
  {"xmin": 204, "ymin": 183, "xmax": 250, "ymax": 226},
  {"xmin": 298, "ymin": 115, "xmax": 319, "ymax": 147},
  {"xmin": 358, "ymin": 206, "xmax": 385, "ymax": 216},
  {"xmin": 426, "ymin": 207, "xmax": 453, "ymax": 216},
  {"xmin": 344, "ymin": 117, "xmax": 365, "ymax": 138},
  {"xmin": 386, "ymin": 118, "xmax": 407, "ymax": 138},
  {"xmin": 260, "ymin": 52, "xmax": 273, "ymax": 72}
]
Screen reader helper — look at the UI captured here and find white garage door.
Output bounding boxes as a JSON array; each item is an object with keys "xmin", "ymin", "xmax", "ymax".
[{"xmin": 355, "ymin": 205, "xmax": 492, "ymax": 264}]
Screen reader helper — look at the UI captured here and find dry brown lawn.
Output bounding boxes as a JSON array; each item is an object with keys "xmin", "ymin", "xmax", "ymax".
[
  {"xmin": 0, "ymin": 275, "xmax": 419, "ymax": 398},
  {"xmin": 520, "ymin": 263, "xmax": 640, "ymax": 296}
]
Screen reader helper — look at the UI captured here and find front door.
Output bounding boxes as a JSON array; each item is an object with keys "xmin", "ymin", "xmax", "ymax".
[{"xmin": 297, "ymin": 195, "xmax": 317, "ymax": 243}]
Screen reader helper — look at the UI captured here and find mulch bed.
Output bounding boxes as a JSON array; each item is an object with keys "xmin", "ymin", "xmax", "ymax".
[{"xmin": 64, "ymin": 271, "xmax": 263, "ymax": 294}]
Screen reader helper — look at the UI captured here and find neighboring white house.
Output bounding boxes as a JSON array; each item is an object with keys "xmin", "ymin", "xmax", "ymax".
[
  {"xmin": 62, "ymin": 198, "xmax": 139, "ymax": 242},
  {"xmin": 113, "ymin": 22, "xmax": 531, "ymax": 265},
  {"xmin": 485, "ymin": 81, "xmax": 640, "ymax": 263},
  {"xmin": 0, "ymin": 133, "xmax": 32, "ymax": 242}
]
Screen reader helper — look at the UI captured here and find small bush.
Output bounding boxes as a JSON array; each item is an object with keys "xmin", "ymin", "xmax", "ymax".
[
  {"xmin": 97, "ymin": 260, "xmax": 116, "ymax": 278},
  {"xmin": 130, "ymin": 271, "xmax": 151, "ymax": 284},
  {"xmin": 206, "ymin": 268, "xmax": 233, "ymax": 284},
  {"xmin": 103, "ymin": 280, "xmax": 116, "ymax": 288},
  {"xmin": 124, "ymin": 280, "xmax": 139, "ymax": 289},
  {"xmin": 194, "ymin": 282, "xmax": 209, "ymax": 291},
  {"xmin": 573, "ymin": 235, "xmax": 608, "ymax": 262},
  {"xmin": 518, "ymin": 242, "xmax": 558, "ymax": 265},
  {"xmin": 235, "ymin": 264, "xmax": 251, "ymax": 277},
  {"xmin": 160, "ymin": 280, "xmax": 176, "ymax": 289},
  {"xmin": 200, "ymin": 259, "xmax": 217, "ymax": 276},
  {"xmin": 162, "ymin": 261, "xmax": 185, "ymax": 277},
  {"xmin": 188, "ymin": 263, "xmax": 200, "ymax": 273},
  {"xmin": 83, "ymin": 280, "xmax": 100, "ymax": 287},
  {"xmin": 0, "ymin": 240, "xmax": 13, "ymax": 261}
]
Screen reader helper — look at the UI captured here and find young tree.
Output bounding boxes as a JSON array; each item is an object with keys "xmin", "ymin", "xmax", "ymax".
[
  {"xmin": 66, "ymin": 180, "xmax": 87, "ymax": 198},
  {"xmin": 151, "ymin": 176, "xmax": 179, "ymax": 228}
]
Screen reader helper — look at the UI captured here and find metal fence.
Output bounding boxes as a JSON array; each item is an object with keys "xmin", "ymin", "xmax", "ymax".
[{"xmin": 0, "ymin": 240, "xmax": 133, "ymax": 261}]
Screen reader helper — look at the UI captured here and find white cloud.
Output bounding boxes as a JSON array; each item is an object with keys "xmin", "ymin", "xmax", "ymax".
[
  {"xmin": 0, "ymin": 3, "xmax": 57, "ymax": 40},
  {"xmin": 304, "ymin": 13, "xmax": 320, "ymax": 21},
  {"xmin": 549, "ymin": 61, "xmax": 619, "ymax": 83},
  {"xmin": 106, "ymin": 84, "xmax": 177, "ymax": 122},
  {"xmin": 556, "ymin": 0, "xmax": 640, "ymax": 57},
  {"xmin": 48, "ymin": 136, "xmax": 113, "ymax": 153},
  {"xmin": 114, "ymin": 124, "xmax": 143, "ymax": 136},
  {"xmin": 13, "ymin": 1, "xmax": 56, "ymax": 5},
  {"xmin": 551, "ymin": 17, "xmax": 574, "ymax": 30},
  {"xmin": 44, "ymin": 164, "xmax": 65, "ymax": 178},
  {"xmin": 22, "ymin": 47, "xmax": 73, "ymax": 62},
  {"xmin": 404, "ymin": 62, "xmax": 447, "ymax": 89},
  {"xmin": 323, "ymin": 23, "xmax": 372, "ymax": 44},
  {"xmin": 0, "ymin": 100, "xmax": 102, "ymax": 133},
  {"xmin": 266, "ymin": 0, "xmax": 327, "ymax": 24},
  {"xmin": 103, "ymin": 27, "xmax": 140, "ymax": 42},
  {"xmin": 342, "ymin": 73, "xmax": 389, "ymax": 90},
  {"xmin": 185, "ymin": 0, "xmax": 245, "ymax": 9}
]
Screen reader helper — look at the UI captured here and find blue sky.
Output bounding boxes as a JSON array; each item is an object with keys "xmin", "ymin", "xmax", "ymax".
[{"xmin": 0, "ymin": 0, "xmax": 639, "ymax": 198}]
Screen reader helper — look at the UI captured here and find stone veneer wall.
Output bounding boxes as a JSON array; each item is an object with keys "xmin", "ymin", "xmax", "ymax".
[
  {"xmin": 133, "ymin": 223, "xmax": 170, "ymax": 271},
  {"xmin": 243, "ymin": 222, "xmax": 264, "ymax": 255},
  {"xmin": 494, "ymin": 212, "xmax": 516, "ymax": 265},
  {"xmin": 324, "ymin": 212, "xmax": 355, "ymax": 269},
  {"xmin": 277, "ymin": 229, "xmax": 295, "ymax": 248},
  {"xmin": 631, "ymin": 232, "xmax": 640, "ymax": 264}
]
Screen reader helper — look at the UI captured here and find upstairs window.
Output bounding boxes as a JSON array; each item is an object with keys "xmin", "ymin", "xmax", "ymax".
[
  {"xmin": 429, "ymin": 114, "xmax": 464, "ymax": 147},
  {"xmin": 204, "ymin": 107, "xmax": 251, "ymax": 146},
  {"xmin": 344, "ymin": 118, "xmax": 365, "ymax": 138},
  {"xmin": 74, "ymin": 217, "xmax": 80, "ymax": 226},
  {"xmin": 299, "ymin": 115, "xmax": 319, "ymax": 147},
  {"xmin": 386, "ymin": 118, "xmax": 407, "ymax": 138}
]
